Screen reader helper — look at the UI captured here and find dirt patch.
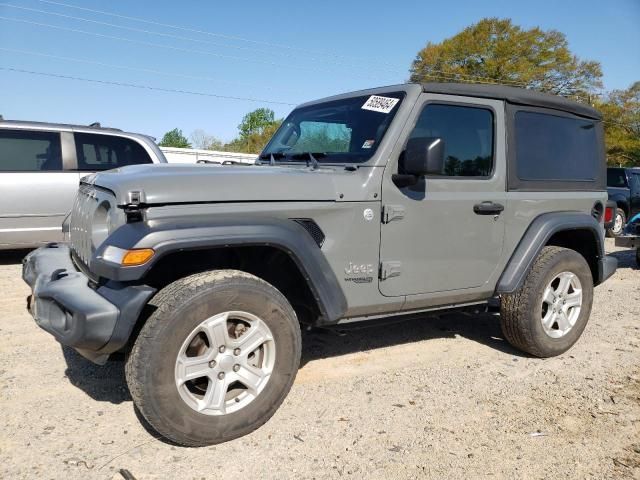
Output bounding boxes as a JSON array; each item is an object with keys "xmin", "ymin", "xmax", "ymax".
[{"xmin": 1, "ymin": 240, "xmax": 639, "ymax": 479}]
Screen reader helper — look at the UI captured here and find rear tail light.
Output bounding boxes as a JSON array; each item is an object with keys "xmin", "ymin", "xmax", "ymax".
[{"xmin": 605, "ymin": 207, "xmax": 614, "ymax": 224}]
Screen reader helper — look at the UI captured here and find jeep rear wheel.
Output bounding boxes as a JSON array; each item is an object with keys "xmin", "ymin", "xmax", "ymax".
[
  {"xmin": 500, "ymin": 246, "xmax": 594, "ymax": 357},
  {"xmin": 126, "ymin": 270, "xmax": 301, "ymax": 446}
]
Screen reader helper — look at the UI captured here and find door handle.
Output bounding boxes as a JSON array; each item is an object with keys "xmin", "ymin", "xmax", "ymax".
[{"xmin": 473, "ymin": 201, "xmax": 504, "ymax": 215}]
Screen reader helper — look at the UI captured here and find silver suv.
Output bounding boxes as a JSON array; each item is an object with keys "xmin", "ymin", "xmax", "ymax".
[
  {"xmin": 22, "ymin": 83, "xmax": 618, "ymax": 446},
  {"xmin": 0, "ymin": 120, "xmax": 166, "ymax": 249}
]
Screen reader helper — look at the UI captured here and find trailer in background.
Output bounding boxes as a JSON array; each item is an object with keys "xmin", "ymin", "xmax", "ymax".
[
  {"xmin": 160, "ymin": 146, "xmax": 257, "ymax": 165},
  {"xmin": 615, "ymin": 212, "xmax": 640, "ymax": 267}
]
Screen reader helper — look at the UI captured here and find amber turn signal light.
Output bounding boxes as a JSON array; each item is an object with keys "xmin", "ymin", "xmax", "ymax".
[{"xmin": 121, "ymin": 248, "xmax": 155, "ymax": 266}]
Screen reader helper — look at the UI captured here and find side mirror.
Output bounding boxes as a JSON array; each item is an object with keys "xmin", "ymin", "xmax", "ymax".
[{"xmin": 404, "ymin": 137, "xmax": 445, "ymax": 176}]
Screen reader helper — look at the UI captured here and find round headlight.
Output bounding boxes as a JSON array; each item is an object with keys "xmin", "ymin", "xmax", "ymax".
[{"xmin": 91, "ymin": 201, "xmax": 111, "ymax": 248}]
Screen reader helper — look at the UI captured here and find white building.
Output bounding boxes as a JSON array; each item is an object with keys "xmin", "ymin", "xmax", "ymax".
[{"xmin": 160, "ymin": 147, "xmax": 257, "ymax": 165}]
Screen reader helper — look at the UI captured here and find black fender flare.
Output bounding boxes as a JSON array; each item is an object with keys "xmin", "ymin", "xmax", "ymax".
[
  {"xmin": 92, "ymin": 216, "xmax": 347, "ymax": 323},
  {"xmin": 495, "ymin": 212, "xmax": 605, "ymax": 295}
]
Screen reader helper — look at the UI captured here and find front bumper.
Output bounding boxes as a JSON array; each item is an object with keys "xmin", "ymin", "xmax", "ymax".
[{"xmin": 22, "ymin": 244, "xmax": 155, "ymax": 364}]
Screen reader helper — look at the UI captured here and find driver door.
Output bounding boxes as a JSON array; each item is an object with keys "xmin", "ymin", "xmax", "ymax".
[{"xmin": 379, "ymin": 95, "xmax": 507, "ymax": 304}]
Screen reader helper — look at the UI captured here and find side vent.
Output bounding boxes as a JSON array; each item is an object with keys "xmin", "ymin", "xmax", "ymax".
[{"xmin": 292, "ymin": 219, "xmax": 325, "ymax": 247}]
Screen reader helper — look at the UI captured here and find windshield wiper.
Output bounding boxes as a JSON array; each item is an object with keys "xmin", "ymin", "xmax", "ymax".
[
  {"xmin": 290, "ymin": 152, "xmax": 327, "ymax": 170},
  {"xmin": 258, "ymin": 152, "xmax": 286, "ymax": 166}
]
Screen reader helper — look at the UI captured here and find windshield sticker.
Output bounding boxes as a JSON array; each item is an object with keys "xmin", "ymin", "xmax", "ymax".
[
  {"xmin": 362, "ymin": 139, "xmax": 375, "ymax": 149},
  {"xmin": 362, "ymin": 95, "xmax": 399, "ymax": 114}
]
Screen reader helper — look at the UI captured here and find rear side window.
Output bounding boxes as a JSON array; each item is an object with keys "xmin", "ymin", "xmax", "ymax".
[
  {"xmin": 515, "ymin": 111, "xmax": 599, "ymax": 181},
  {"xmin": 0, "ymin": 129, "xmax": 62, "ymax": 171},
  {"xmin": 607, "ymin": 169, "xmax": 627, "ymax": 188},
  {"xmin": 74, "ymin": 133, "xmax": 152, "ymax": 171},
  {"xmin": 408, "ymin": 104, "xmax": 494, "ymax": 177}
]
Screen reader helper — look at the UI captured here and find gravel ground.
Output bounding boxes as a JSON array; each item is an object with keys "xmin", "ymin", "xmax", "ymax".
[{"xmin": 0, "ymin": 239, "xmax": 638, "ymax": 480}]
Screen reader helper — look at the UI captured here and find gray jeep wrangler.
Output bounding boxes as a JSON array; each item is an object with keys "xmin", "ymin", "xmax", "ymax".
[{"xmin": 23, "ymin": 83, "xmax": 617, "ymax": 446}]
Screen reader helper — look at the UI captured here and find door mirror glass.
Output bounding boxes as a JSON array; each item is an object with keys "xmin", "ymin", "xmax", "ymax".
[{"xmin": 404, "ymin": 137, "xmax": 444, "ymax": 176}]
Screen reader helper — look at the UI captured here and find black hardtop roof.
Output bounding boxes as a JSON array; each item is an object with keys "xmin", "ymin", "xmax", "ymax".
[{"xmin": 420, "ymin": 82, "xmax": 602, "ymax": 120}]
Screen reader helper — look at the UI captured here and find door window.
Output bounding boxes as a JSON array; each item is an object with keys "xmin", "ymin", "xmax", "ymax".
[
  {"xmin": 0, "ymin": 129, "xmax": 62, "ymax": 171},
  {"xmin": 74, "ymin": 133, "xmax": 152, "ymax": 171},
  {"xmin": 407, "ymin": 103, "xmax": 494, "ymax": 177}
]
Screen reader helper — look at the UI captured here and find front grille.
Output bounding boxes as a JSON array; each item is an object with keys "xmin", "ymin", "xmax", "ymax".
[{"xmin": 69, "ymin": 184, "xmax": 95, "ymax": 268}]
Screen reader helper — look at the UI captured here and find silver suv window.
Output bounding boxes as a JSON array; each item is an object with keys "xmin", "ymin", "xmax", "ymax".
[
  {"xmin": 0, "ymin": 129, "xmax": 62, "ymax": 172},
  {"xmin": 74, "ymin": 132, "xmax": 153, "ymax": 171}
]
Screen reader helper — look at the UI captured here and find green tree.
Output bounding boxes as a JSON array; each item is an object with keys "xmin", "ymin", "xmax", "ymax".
[
  {"xmin": 596, "ymin": 82, "xmax": 640, "ymax": 166},
  {"xmin": 158, "ymin": 128, "xmax": 191, "ymax": 148},
  {"xmin": 409, "ymin": 18, "xmax": 602, "ymax": 97},
  {"xmin": 225, "ymin": 108, "xmax": 282, "ymax": 153},
  {"xmin": 238, "ymin": 108, "xmax": 278, "ymax": 139}
]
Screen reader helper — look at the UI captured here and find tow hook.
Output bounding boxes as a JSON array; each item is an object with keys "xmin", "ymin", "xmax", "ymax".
[{"xmin": 51, "ymin": 268, "xmax": 68, "ymax": 281}]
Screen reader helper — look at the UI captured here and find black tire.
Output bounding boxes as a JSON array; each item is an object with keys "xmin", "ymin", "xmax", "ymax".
[
  {"xmin": 606, "ymin": 209, "xmax": 626, "ymax": 237},
  {"xmin": 125, "ymin": 270, "xmax": 301, "ymax": 446},
  {"xmin": 500, "ymin": 246, "xmax": 594, "ymax": 358},
  {"xmin": 636, "ymin": 248, "xmax": 640, "ymax": 268}
]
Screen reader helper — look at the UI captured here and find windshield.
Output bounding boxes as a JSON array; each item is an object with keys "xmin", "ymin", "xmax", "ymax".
[{"xmin": 261, "ymin": 92, "xmax": 405, "ymax": 164}]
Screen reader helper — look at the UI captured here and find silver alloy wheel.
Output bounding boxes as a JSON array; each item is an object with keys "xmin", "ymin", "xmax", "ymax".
[
  {"xmin": 541, "ymin": 271, "xmax": 583, "ymax": 338},
  {"xmin": 175, "ymin": 311, "xmax": 276, "ymax": 415}
]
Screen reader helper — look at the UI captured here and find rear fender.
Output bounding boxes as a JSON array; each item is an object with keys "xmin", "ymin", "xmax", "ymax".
[{"xmin": 496, "ymin": 212, "xmax": 605, "ymax": 294}]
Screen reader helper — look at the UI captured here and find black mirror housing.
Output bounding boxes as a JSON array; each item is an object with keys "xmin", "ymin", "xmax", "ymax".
[{"xmin": 404, "ymin": 137, "xmax": 445, "ymax": 176}]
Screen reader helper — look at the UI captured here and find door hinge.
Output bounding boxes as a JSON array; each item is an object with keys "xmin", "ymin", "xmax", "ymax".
[
  {"xmin": 380, "ymin": 261, "xmax": 402, "ymax": 280},
  {"xmin": 382, "ymin": 204, "xmax": 405, "ymax": 224}
]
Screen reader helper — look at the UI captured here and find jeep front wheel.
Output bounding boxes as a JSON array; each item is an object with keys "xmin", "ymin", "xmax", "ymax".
[
  {"xmin": 500, "ymin": 246, "xmax": 594, "ymax": 357},
  {"xmin": 125, "ymin": 270, "xmax": 301, "ymax": 446}
]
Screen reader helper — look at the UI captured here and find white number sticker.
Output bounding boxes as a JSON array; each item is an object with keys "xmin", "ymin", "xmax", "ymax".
[{"xmin": 361, "ymin": 95, "xmax": 399, "ymax": 114}]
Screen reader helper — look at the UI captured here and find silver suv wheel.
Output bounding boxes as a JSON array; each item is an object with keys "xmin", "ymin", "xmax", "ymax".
[
  {"xmin": 175, "ymin": 310, "xmax": 276, "ymax": 415},
  {"xmin": 541, "ymin": 271, "xmax": 583, "ymax": 338}
]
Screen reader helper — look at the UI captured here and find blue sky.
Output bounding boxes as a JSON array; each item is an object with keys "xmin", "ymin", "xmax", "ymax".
[{"xmin": 1, "ymin": 0, "xmax": 639, "ymax": 142}]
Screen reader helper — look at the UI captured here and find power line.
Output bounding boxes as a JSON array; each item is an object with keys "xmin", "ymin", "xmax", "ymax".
[
  {"xmin": 0, "ymin": 2, "xmax": 358, "ymax": 68},
  {"xmin": 34, "ymin": 0, "xmax": 405, "ymax": 68},
  {"xmin": 0, "ymin": 47, "xmax": 303, "ymax": 93},
  {"xmin": 0, "ymin": 3, "xmax": 269, "ymax": 53},
  {"xmin": 0, "ymin": 66, "xmax": 298, "ymax": 105},
  {"xmin": 26, "ymin": 0, "xmax": 529, "ymax": 85},
  {"xmin": 11, "ymin": 0, "xmax": 614, "ymax": 94},
  {"xmin": 1, "ymin": 8, "xmax": 535, "ymax": 87},
  {"xmin": 409, "ymin": 70, "xmax": 527, "ymax": 87},
  {"xmin": 0, "ymin": 15, "xmax": 398, "ymax": 81},
  {"xmin": 0, "ymin": 13, "xmax": 524, "ymax": 88}
]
